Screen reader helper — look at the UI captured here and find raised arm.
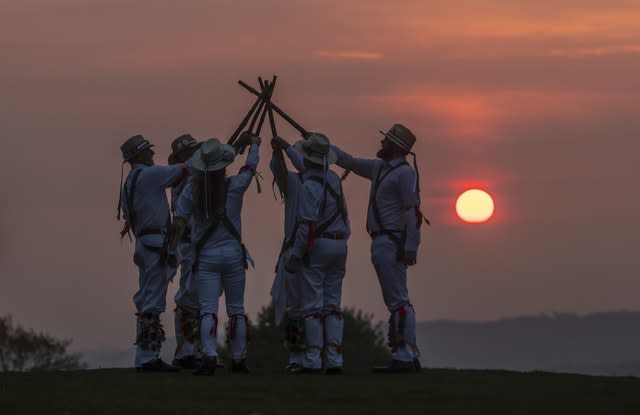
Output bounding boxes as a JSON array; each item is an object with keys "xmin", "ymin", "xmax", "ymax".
[
  {"xmin": 234, "ymin": 141, "xmax": 261, "ymax": 191},
  {"xmin": 331, "ymin": 144, "xmax": 379, "ymax": 180},
  {"xmin": 284, "ymin": 145, "xmax": 305, "ymax": 173},
  {"xmin": 270, "ymin": 136, "xmax": 304, "ymax": 173},
  {"xmin": 147, "ymin": 164, "xmax": 189, "ymax": 188}
]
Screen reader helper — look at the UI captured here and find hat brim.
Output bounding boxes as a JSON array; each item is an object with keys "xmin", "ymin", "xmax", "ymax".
[
  {"xmin": 293, "ymin": 141, "xmax": 337, "ymax": 165},
  {"xmin": 379, "ymin": 130, "xmax": 412, "ymax": 153},
  {"xmin": 168, "ymin": 142, "xmax": 201, "ymax": 165},
  {"xmin": 124, "ymin": 143, "xmax": 154, "ymax": 162},
  {"xmin": 190, "ymin": 143, "xmax": 235, "ymax": 172}
]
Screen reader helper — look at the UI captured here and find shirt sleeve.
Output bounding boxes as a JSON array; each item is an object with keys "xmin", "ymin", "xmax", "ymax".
[
  {"xmin": 174, "ymin": 181, "xmax": 193, "ymax": 220},
  {"xmin": 331, "ymin": 145, "xmax": 378, "ymax": 180},
  {"xmin": 234, "ymin": 143, "xmax": 260, "ymax": 191},
  {"xmin": 146, "ymin": 164, "xmax": 186, "ymax": 188},
  {"xmin": 120, "ymin": 171, "xmax": 136, "ymax": 222},
  {"xmin": 271, "ymin": 145, "xmax": 304, "ymax": 175},
  {"xmin": 402, "ymin": 207, "xmax": 420, "ymax": 252},
  {"xmin": 120, "ymin": 189, "xmax": 129, "ymax": 222},
  {"xmin": 396, "ymin": 166, "xmax": 421, "ymax": 252},
  {"xmin": 292, "ymin": 181, "xmax": 322, "ymax": 258},
  {"xmin": 396, "ymin": 166, "xmax": 419, "ymax": 209},
  {"xmin": 285, "ymin": 146, "xmax": 305, "ymax": 172}
]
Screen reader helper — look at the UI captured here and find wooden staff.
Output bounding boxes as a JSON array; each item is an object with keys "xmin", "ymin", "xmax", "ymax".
[
  {"xmin": 228, "ymin": 83, "xmax": 272, "ymax": 145},
  {"xmin": 261, "ymin": 77, "xmax": 288, "ymax": 199},
  {"xmin": 238, "ymin": 80, "xmax": 308, "ymax": 138}
]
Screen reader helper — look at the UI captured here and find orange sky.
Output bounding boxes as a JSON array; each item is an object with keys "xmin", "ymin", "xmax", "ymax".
[{"xmin": 1, "ymin": 0, "xmax": 639, "ymax": 349}]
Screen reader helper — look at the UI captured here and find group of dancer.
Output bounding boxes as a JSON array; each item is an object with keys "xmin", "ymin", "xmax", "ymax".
[{"xmin": 118, "ymin": 122, "xmax": 425, "ymax": 375}]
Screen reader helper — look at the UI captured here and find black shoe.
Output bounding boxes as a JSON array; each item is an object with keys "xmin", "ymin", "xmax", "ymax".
[
  {"xmin": 136, "ymin": 358, "xmax": 180, "ymax": 373},
  {"xmin": 286, "ymin": 363, "xmax": 303, "ymax": 374},
  {"xmin": 414, "ymin": 357, "xmax": 422, "ymax": 372},
  {"xmin": 193, "ymin": 356, "xmax": 217, "ymax": 376},
  {"xmin": 291, "ymin": 367, "xmax": 322, "ymax": 375},
  {"xmin": 231, "ymin": 359, "xmax": 250, "ymax": 374},
  {"xmin": 372, "ymin": 359, "xmax": 417, "ymax": 373},
  {"xmin": 172, "ymin": 355, "xmax": 199, "ymax": 370},
  {"xmin": 325, "ymin": 366, "xmax": 344, "ymax": 375}
]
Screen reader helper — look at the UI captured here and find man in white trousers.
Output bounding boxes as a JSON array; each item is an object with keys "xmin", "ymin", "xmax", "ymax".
[
  {"xmin": 118, "ymin": 134, "xmax": 187, "ymax": 372},
  {"xmin": 286, "ymin": 133, "xmax": 350, "ymax": 374},
  {"xmin": 331, "ymin": 124, "xmax": 425, "ymax": 373},
  {"xmin": 174, "ymin": 134, "xmax": 260, "ymax": 375},
  {"xmin": 269, "ymin": 136, "xmax": 307, "ymax": 373},
  {"xmin": 167, "ymin": 134, "xmax": 202, "ymax": 369}
]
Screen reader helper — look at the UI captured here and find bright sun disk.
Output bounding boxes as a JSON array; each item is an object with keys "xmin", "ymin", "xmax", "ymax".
[{"xmin": 456, "ymin": 189, "xmax": 495, "ymax": 223}]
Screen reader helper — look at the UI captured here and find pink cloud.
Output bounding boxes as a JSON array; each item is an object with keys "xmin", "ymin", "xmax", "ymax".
[
  {"xmin": 314, "ymin": 50, "xmax": 383, "ymax": 60},
  {"xmin": 550, "ymin": 44, "xmax": 640, "ymax": 57}
]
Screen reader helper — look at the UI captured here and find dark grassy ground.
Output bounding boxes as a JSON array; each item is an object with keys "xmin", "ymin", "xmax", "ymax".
[{"xmin": 1, "ymin": 368, "xmax": 639, "ymax": 414}]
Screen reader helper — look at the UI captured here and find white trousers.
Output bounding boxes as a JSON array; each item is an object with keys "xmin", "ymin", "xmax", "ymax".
[
  {"xmin": 198, "ymin": 242, "xmax": 247, "ymax": 359},
  {"xmin": 299, "ymin": 238, "xmax": 347, "ymax": 369},
  {"xmin": 132, "ymin": 241, "xmax": 170, "ymax": 366},
  {"xmin": 174, "ymin": 241, "xmax": 199, "ymax": 309},
  {"xmin": 133, "ymin": 242, "xmax": 169, "ymax": 314},
  {"xmin": 371, "ymin": 235, "xmax": 418, "ymax": 362},
  {"xmin": 174, "ymin": 241, "xmax": 199, "ymax": 359},
  {"xmin": 272, "ymin": 246, "xmax": 305, "ymax": 365}
]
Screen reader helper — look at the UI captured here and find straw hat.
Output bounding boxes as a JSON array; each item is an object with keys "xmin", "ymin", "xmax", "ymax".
[
  {"xmin": 379, "ymin": 124, "xmax": 416, "ymax": 153},
  {"xmin": 191, "ymin": 138, "xmax": 235, "ymax": 172},
  {"xmin": 293, "ymin": 133, "xmax": 337, "ymax": 165},
  {"xmin": 168, "ymin": 134, "xmax": 200, "ymax": 164},
  {"xmin": 121, "ymin": 134, "xmax": 153, "ymax": 162}
]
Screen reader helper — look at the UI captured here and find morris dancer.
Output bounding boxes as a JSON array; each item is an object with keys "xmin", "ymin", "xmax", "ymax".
[
  {"xmin": 118, "ymin": 134, "xmax": 187, "ymax": 372},
  {"xmin": 285, "ymin": 133, "xmax": 350, "ymax": 374},
  {"xmin": 167, "ymin": 134, "xmax": 201, "ymax": 369},
  {"xmin": 173, "ymin": 133, "xmax": 260, "ymax": 375},
  {"xmin": 332, "ymin": 124, "xmax": 425, "ymax": 373},
  {"xmin": 269, "ymin": 136, "xmax": 306, "ymax": 373}
]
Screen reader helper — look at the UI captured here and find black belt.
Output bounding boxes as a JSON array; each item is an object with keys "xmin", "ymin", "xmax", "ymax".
[
  {"xmin": 317, "ymin": 232, "xmax": 346, "ymax": 240},
  {"xmin": 137, "ymin": 228, "xmax": 163, "ymax": 237}
]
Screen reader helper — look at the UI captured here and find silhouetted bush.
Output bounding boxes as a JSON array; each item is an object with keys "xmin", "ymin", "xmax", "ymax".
[
  {"xmin": 0, "ymin": 315, "xmax": 86, "ymax": 372},
  {"xmin": 224, "ymin": 303, "xmax": 390, "ymax": 371}
]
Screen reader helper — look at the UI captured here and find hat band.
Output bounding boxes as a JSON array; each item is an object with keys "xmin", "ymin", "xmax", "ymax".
[
  {"xmin": 202, "ymin": 154, "xmax": 225, "ymax": 164},
  {"xmin": 381, "ymin": 130, "xmax": 412, "ymax": 152},
  {"xmin": 310, "ymin": 149, "xmax": 328, "ymax": 157},
  {"xmin": 201, "ymin": 149, "xmax": 234, "ymax": 167}
]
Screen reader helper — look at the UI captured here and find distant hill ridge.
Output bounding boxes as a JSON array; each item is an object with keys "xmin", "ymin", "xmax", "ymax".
[
  {"xmin": 81, "ymin": 310, "xmax": 640, "ymax": 376},
  {"xmin": 417, "ymin": 310, "xmax": 640, "ymax": 376}
]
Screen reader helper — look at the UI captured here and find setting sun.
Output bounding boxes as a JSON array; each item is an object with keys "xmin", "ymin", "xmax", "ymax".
[{"xmin": 456, "ymin": 189, "xmax": 495, "ymax": 223}]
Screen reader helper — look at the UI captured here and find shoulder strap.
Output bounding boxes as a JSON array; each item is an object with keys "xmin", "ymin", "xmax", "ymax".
[
  {"xmin": 124, "ymin": 168, "xmax": 144, "ymax": 235},
  {"xmin": 193, "ymin": 179, "xmax": 228, "ymax": 257},
  {"xmin": 219, "ymin": 180, "xmax": 249, "ymax": 269},
  {"xmin": 368, "ymin": 161, "xmax": 409, "ymax": 244},
  {"xmin": 305, "ymin": 175, "xmax": 341, "ymax": 200},
  {"xmin": 372, "ymin": 161, "xmax": 409, "ymax": 196},
  {"xmin": 282, "ymin": 173, "xmax": 304, "ymax": 246},
  {"xmin": 220, "ymin": 179, "xmax": 242, "ymax": 244},
  {"xmin": 194, "ymin": 180, "xmax": 244, "ymax": 252},
  {"xmin": 304, "ymin": 175, "xmax": 347, "ymax": 235}
]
